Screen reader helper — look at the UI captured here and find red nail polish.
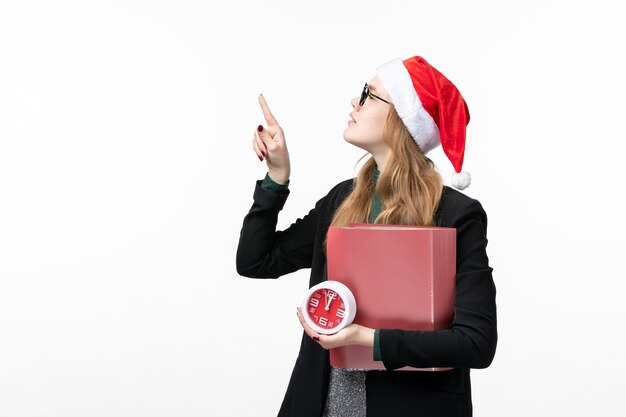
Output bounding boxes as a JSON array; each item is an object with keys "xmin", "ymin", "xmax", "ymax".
[
  {"xmin": 262, "ymin": 150, "xmax": 266, "ymax": 157},
  {"xmin": 313, "ymin": 336, "xmax": 319, "ymax": 341},
  {"xmin": 257, "ymin": 125, "xmax": 263, "ymax": 132},
  {"xmin": 259, "ymin": 155, "xmax": 263, "ymax": 161}
]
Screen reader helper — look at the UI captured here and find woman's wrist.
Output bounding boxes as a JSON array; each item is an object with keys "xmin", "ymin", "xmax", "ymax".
[
  {"xmin": 357, "ymin": 326, "xmax": 376, "ymax": 347},
  {"xmin": 268, "ymin": 169, "xmax": 290, "ymax": 185}
]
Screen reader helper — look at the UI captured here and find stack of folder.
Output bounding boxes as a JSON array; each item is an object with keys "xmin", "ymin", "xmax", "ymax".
[{"xmin": 326, "ymin": 223, "xmax": 456, "ymax": 371}]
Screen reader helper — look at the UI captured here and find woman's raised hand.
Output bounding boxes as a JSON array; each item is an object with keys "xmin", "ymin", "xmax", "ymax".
[{"xmin": 253, "ymin": 95, "xmax": 291, "ymax": 184}]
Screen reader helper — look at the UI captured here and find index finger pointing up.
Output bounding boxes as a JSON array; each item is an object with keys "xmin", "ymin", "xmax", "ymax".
[{"xmin": 258, "ymin": 94, "xmax": 279, "ymax": 126}]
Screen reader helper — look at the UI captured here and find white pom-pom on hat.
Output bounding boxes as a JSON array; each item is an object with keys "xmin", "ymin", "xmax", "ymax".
[
  {"xmin": 376, "ymin": 56, "xmax": 473, "ymax": 190},
  {"xmin": 451, "ymin": 171, "xmax": 471, "ymax": 190}
]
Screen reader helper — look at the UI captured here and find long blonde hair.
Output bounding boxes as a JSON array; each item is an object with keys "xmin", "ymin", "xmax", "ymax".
[{"xmin": 322, "ymin": 106, "xmax": 444, "ymax": 255}]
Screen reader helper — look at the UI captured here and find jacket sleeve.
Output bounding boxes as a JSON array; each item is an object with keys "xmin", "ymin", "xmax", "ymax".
[
  {"xmin": 235, "ymin": 179, "xmax": 324, "ymax": 279},
  {"xmin": 378, "ymin": 199, "xmax": 498, "ymax": 370}
]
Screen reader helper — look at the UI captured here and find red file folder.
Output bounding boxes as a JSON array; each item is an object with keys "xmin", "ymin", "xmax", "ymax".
[{"xmin": 326, "ymin": 223, "xmax": 456, "ymax": 371}]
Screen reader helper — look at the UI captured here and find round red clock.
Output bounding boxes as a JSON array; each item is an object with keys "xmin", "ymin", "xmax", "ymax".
[{"xmin": 301, "ymin": 281, "xmax": 356, "ymax": 335}]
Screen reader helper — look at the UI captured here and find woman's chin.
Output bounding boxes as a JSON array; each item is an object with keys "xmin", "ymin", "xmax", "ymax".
[
  {"xmin": 343, "ymin": 130, "xmax": 371, "ymax": 150},
  {"xmin": 342, "ymin": 129, "xmax": 355, "ymax": 144},
  {"xmin": 343, "ymin": 137, "xmax": 366, "ymax": 152},
  {"xmin": 343, "ymin": 137, "xmax": 357, "ymax": 148}
]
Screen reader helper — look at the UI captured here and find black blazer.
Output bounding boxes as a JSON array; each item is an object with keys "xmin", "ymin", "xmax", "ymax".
[{"xmin": 236, "ymin": 178, "xmax": 497, "ymax": 417}]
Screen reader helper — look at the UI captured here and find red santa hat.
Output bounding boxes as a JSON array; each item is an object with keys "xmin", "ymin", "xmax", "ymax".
[{"xmin": 376, "ymin": 56, "xmax": 472, "ymax": 190}]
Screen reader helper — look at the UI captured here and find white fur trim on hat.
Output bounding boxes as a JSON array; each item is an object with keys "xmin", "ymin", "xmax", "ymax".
[{"xmin": 376, "ymin": 58, "xmax": 440, "ymax": 154}]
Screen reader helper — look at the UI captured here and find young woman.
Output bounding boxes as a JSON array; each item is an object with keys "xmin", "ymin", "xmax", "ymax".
[{"xmin": 236, "ymin": 56, "xmax": 497, "ymax": 417}]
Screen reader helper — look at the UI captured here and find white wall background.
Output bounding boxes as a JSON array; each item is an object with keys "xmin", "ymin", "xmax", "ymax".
[{"xmin": 1, "ymin": 0, "xmax": 624, "ymax": 415}]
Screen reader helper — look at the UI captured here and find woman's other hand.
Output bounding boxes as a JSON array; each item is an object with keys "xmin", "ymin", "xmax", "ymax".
[
  {"xmin": 252, "ymin": 94, "xmax": 291, "ymax": 185},
  {"xmin": 297, "ymin": 307, "xmax": 375, "ymax": 349}
]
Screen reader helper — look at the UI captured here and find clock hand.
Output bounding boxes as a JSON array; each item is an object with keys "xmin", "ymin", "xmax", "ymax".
[{"xmin": 325, "ymin": 291, "xmax": 336, "ymax": 311}]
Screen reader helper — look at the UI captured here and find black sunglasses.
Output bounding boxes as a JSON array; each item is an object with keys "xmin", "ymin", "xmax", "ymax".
[{"xmin": 360, "ymin": 83, "xmax": 391, "ymax": 106}]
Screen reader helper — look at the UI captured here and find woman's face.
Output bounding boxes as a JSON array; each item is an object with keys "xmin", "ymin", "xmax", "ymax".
[{"xmin": 343, "ymin": 75, "xmax": 392, "ymax": 155}]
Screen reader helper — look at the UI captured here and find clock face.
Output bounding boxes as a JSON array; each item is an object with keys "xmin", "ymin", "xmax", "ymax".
[
  {"xmin": 306, "ymin": 288, "xmax": 347, "ymax": 331},
  {"xmin": 302, "ymin": 280, "xmax": 356, "ymax": 335}
]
